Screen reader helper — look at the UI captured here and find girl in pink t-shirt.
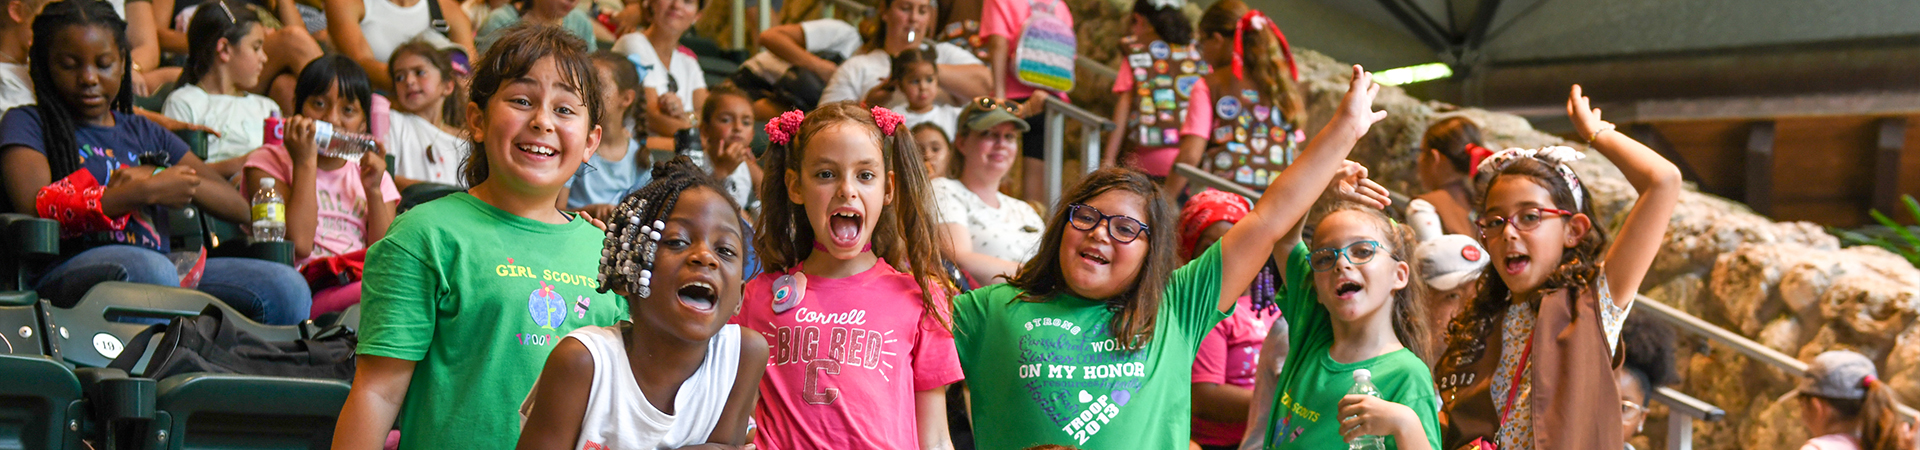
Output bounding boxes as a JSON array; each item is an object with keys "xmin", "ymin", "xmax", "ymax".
[
  {"xmin": 740, "ymin": 102, "xmax": 962, "ymax": 449},
  {"xmin": 242, "ymin": 55, "xmax": 400, "ymax": 318},
  {"xmin": 1100, "ymin": 0, "xmax": 1213, "ymax": 195}
]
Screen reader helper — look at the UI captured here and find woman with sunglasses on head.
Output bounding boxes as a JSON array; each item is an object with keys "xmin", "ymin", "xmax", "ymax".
[
  {"xmin": 934, "ymin": 98, "xmax": 1047, "ymax": 283},
  {"xmin": 951, "ymin": 66, "xmax": 1389, "ymax": 449}
]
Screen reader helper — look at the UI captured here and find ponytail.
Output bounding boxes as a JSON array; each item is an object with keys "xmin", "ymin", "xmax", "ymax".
[
  {"xmin": 1198, "ymin": 0, "xmax": 1303, "ymax": 129},
  {"xmin": 1859, "ymin": 377, "xmax": 1908, "ymax": 450}
]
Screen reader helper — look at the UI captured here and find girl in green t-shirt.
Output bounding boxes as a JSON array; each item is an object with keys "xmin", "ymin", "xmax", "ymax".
[
  {"xmin": 333, "ymin": 26, "xmax": 631, "ymax": 449},
  {"xmin": 951, "ymin": 65, "xmax": 1391, "ymax": 449},
  {"xmin": 1242, "ymin": 200, "xmax": 1441, "ymax": 450}
]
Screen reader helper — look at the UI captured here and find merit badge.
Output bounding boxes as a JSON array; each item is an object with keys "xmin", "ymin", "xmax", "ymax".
[
  {"xmin": 1158, "ymin": 111, "xmax": 1175, "ymax": 124},
  {"xmin": 1163, "ymin": 128, "xmax": 1179, "ymax": 145},
  {"xmin": 1235, "ymin": 166, "xmax": 1255, "ymax": 184},
  {"xmin": 1176, "ymin": 75, "xmax": 1200, "ymax": 99},
  {"xmin": 1213, "ymin": 152, "xmax": 1232, "ymax": 169},
  {"xmin": 1149, "ymin": 40, "xmax": 1171, "ymax": 59},
  {"xmin": 1154, "ymin": 74, "xmax": 1173, "ymax": 88},
  {"xmin": 1133, "ymin": 67, "xmax": 1148, "ymax": 82},
  {"xmin": 1129, "ymin": 53, "xmax": 1152, "ymax": 69},
  {"xmin": 771, "ymin": 272, "xmax": 808, "ymax": 314},
  {"xmin": 1242, "ymin": 89, "xmax": 1259, "ymax": 102},
  {"xmin": 1228, "ymin": 141, "xmax": 1249, "ymax": 154},
  {"xmin": 1138, "ymin": 98, "xmax": 1155, "ymax": 114},
  {"xmin": 1139, "ymin": 113, "xmax": 1157, "ymax": 125},
  {"xmin": 1215, "ymin": 96, "xmax": 1242, "ymax": 120},
  {"xmin": 1180, "ymin": 60, "xmax": 1197, "ymax": 74},
  {"xmin": 1254, "ymin": 105, "xmax": 1271, "ymax": 121},
  {"xmin": 1235, "ymin": 127, "xmax": 1249, "ymax": 142},
  {"xmin": 1213, "ymin": 126, "xmax": 1231, "ymax": 141}
]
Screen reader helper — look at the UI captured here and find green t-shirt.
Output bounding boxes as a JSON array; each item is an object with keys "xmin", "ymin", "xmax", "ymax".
[
  {"xmin": 954, "ymin": 244, "xmax": 1230, "ymax": 449},
  {"xmin": 358, "ymin": 193, "xmax": 627, "ymax": 449},
  {"xmin": 1263, "ymin": 242, "xmax": 1440, "ymax": 449}
]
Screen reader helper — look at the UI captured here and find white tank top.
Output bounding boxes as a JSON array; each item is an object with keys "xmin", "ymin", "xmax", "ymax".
[
  {"xmin": 360, "ymin": 0, "xmax": 432, "ymax": 64},
  {"xmin": 521, "ymin": 324, "xmax": 742, "ymax": 450}
]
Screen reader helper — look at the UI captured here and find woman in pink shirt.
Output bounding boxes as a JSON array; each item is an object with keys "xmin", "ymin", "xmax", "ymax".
[{"xmin": 1100, "ymin": 0, "xmax": 1212, "ymax": 197}]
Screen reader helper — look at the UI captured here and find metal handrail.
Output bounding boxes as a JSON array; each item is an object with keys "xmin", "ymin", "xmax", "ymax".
[
  {"xmin": 1041, "ymin": 95, "xmax": 1115, "ymax": 205},
  {"xmin": 1635, "ymin": 296, "xmax": 1920, "ymax": 421},
  {"xmin": 1173, "ymin": 163, "xmax": 1259, "ymax": 200}
]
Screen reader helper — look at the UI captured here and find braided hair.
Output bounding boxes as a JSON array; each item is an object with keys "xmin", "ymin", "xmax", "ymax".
[
  {"xmin": 596, "ymin": 156, "xmax": 743, "ymax": 299},
  {"xmin": 30, "ymin": 0, "xmax": 133, "ymax": 179}
]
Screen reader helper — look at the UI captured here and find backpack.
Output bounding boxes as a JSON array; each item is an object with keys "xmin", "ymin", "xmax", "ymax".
[
  {"xmin": 107, "ymin": 305, "xmax": 357, "ymax": 381},
  {"xmin": 1012, "ymin": 0, "xmax": 1075, "ymax": 92}
]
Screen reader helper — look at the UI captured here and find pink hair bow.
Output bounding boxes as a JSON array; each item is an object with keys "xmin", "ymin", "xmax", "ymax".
[{"xmin": 1232, "ymin": 10, "xmax": 1299, "ymax": 82}]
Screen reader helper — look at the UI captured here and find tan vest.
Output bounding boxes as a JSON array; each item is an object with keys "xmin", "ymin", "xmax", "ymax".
[
  {"xmin": 1433, "ymin": 287, "xmax": 1625, "ymax": 450},
  {"xmin": 1199, "ymin": 75, "xmax": 1302, "ymax": 191},
  {"xmin": 1122, "ymin": 37, "xmax": 1206, "ymax": 148}
]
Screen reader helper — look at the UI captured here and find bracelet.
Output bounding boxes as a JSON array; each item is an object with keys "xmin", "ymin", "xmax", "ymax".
[{"xmin": 1586, "ymin": 124, "xmax": 1615, "ymax": 145}]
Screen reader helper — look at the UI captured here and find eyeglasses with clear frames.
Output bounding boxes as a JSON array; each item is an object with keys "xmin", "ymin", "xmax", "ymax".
[{"xmin": 1475, "ymin": 207, "xmax": 1575, "ymax": 237}]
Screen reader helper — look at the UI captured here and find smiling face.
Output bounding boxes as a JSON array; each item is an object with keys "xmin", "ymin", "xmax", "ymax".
[
  {"xmin": 897, "ymin": 61, "xmax": 938, "ymax": 110},
  {"xmin": 630, "ymin": 186, "xmax": 747, "ymax": 342},
  {"xmin": 647, "ymin": 0, "xmax": 700, "ymax": 36},
  {"xmin": 702, "ymin": 94, "xmax": 755, "ymax": 148},
  {"xmin": 956, "ymin": 122, "xmax": 1019, "ymax": 180},
  {"xmin": 1310, "ymin": 210, "xmax": 1409, "ymax": 324},
  {"xmin": 912, "ymin": 126, "xmax": 950, "ymax": 178},
  {"xmin": 392, "ymin": 52, "xmax": 453, "ymax": 116},
  {"xmin": 1058, "ymin": 190, "xmax": 1151, "ymax": 299},
  {"xmin": 468, "ymin": 56, "xmax": 602, "ymax": 193},
  {"xmin": 46, "ymin": 24, "xmax": 123, "ymax": 125},
  {"xmin": 1481, "ymin": 175, "xmax": 1588, "ymax": 294},
  {"xmin": 786, "ymin": 123, "xmax": 891, "ymax": 259}
]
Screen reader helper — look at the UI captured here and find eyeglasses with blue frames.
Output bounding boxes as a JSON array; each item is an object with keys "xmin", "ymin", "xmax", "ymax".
[
  {"xmin": 1475, "ymin": 207, "xmax": 1575, "ymax": 237},
  {"xmin": 1309, "ymin": 240, "xmax": 1387, "ymax": 272},
  {"xmin": 1066, "ymin": 204, "xmax": 1149, "ymax": 243}
]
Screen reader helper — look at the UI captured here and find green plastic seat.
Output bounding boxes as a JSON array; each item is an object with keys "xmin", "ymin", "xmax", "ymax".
[
  {"xmin": 0, "ymin": 354, "xmax": 87, "ymax": 450},
  {"xmin": 146, "ymin": 374, "xmax": 350, "ymax": 450}
]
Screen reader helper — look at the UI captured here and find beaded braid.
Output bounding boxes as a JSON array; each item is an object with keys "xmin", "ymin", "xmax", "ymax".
[{"xmin": 595, "ymin": 157, "xmax": 742, "ymax": 298}]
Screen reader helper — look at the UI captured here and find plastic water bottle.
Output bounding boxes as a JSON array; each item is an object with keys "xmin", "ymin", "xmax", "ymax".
[
  {"xmin": 313, "ymin": 120, "xmax": 377, "ymax": 159},
  {"xmin": 1348, "ymin": 369, "xmax": 1386, "ymax": 450},
  {"xmin": 675, "ymin": 128, "xmax": 708, "ymax": 171},
  {"xmin": 264, "ymin": 117, "xmax": 376, "ymax": 160},
  {"xmin": 251, "ymin": 178, "xmax": 285, "ymax": 242}
]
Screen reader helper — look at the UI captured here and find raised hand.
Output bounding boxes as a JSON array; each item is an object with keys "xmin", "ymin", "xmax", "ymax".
[
  {"xmin": 1327, "ymin": 160, "xmax": 1392, "ymax": 209},
  {"xmin": 1567, "ymin": 84, "xmax": 1614, "ymax": 144},
  {"xmin": 710, "ymin": 137, "xmax": 753, "ymax": 172},
  {"xmin": 1335, "ymin": 65, "xmax": 1388, "ymax": 137}
]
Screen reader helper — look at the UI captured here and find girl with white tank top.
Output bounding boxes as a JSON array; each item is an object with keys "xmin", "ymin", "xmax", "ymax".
[
  {"xmin": 520, "ymin": 324, "xmax": 743, "ymax": 449},
  {"xmin": 515, "ymin": 159, "xmax": 768, "ymax": 450},
  {"xmin": 359, "ymin": 0, "xmax": 431, "ymax": 64}
]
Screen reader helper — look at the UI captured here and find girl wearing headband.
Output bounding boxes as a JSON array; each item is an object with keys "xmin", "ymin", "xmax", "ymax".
[
  {"xmin": 1416, "ymin": 116, "xmax": 1491, "ymax": 236},
  {"xmin": 737, "ymin": 101, "xmax": 962, "ymax": 449},
  {"xmin": 1193, "ymin": 0, "xmax": 1307, "ymax": 193},
  {"xmin": 1431, "ymin": 86, "xmax": 1682, "ymax": 449}
]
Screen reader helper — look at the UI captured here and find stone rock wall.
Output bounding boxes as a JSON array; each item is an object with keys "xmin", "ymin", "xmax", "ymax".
[{"xmin": 1068, "ymin": 1, "xmax": 1920, "ymax": 447}]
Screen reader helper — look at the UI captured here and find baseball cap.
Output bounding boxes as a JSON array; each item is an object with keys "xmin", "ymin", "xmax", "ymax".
[
  {"xmin": 959, "ymin": 97, "xmax": 1031, "ymax": 134},
  {"xmin": 1781, "ymin": 350, "xmax": 1879, "ymax": 402}
]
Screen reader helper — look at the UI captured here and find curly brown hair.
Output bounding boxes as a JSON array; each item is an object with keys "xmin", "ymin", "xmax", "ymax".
[
  {"xmin": 1007, "ymin": 168, "xmax": 1179, "ymax": 350},
  {"xmin": 1442, "ymin": 157, "xmax": 1608, "ymax": 356}
]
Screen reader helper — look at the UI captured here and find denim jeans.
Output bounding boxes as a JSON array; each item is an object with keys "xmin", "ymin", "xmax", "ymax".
[{"xmin": 35, "ymin": 245, "xmax": 315, "ymax": 325}]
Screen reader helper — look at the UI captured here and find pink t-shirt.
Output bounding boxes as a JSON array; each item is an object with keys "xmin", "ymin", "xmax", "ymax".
[
  {"xmin": 1112, "ymin": 58, "xmax": 1212, "ymax": 176},
  {"xmin": 1190, "ymin": 295, "xmax": 1281, "ymax": 446},
  {"xmin": 1802, "ymin": 434, "xmax": 1861, "ymax": 450},
  {"xmin": 243, "ymin": 144, "xmax": 400, "ymax": 267},
  {"xmin": 733, "ymin": 259, "xmax": 964, "ymax": 450},
  {"xmin": 980, "ymin": 0, "xmax": 1072, "ymax": 100}
]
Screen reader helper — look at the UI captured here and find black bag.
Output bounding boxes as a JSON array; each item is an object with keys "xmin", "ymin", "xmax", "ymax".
[{"xmin": 108, "ymin": 305, "xmax": 357, "ymax": 380}]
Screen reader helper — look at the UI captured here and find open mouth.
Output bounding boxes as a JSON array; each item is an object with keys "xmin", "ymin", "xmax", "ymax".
[
  {"xmin": 1334, "ymin": 280, "xmax": 1363, "ymax": 299},
  {"xmin": 1503, "ymin": 253, "xmax": 1531, "ymax": 276},
  {"xmin": 1078, "ymin": 249, "xmax": 1110, "ymax": 266},
  {"xmin": 516, "ymin": 143, "xmax": 558, "ymax": 158},
  {"xmin": 677, "ymin": 281, "xmax": 716, "ymax": 312},
  {"xmin": 828, "ymin": 209, "xmax": 863, "ymax": 248}
]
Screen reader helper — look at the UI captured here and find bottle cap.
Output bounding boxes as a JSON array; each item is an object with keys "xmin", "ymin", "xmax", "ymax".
[
  {"xmin": 260, "ymin": 178, "xmax": 275, "ymax": 188},
  {"xmin": 1353, "ymin": 369, "xmax": 1371, "ymax": 381}
]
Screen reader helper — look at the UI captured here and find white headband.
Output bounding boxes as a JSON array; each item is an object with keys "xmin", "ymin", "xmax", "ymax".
[{"xmin": 1475, "ymin": 146, "xmax": 1587, "ymax": 211}]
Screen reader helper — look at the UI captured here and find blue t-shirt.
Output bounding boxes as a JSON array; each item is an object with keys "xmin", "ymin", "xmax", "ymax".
[
  {"xmin": 564, "ymin": 138, "xmax": 651, "ymax": 209},
  {"xmin": 1, "ymin": 107, "xmax": 190, "ymax": 251}
]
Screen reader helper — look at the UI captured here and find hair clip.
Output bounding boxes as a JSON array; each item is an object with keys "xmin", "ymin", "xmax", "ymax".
[
  {"xmin": 216, "ymin": 0, "xmax": 236, "ymax": 23},
  {"xmin": 871, "ymin": 106, "xmax": 903, "ymax": 136},
  {"xmin": 1475, "ymin": 146, "xmax": 1588, "ymax": 210},
  {"xmin": 766, "ymin": 110, "xmax": 805, "ymax": 146},
  {"xmin": 1864, "ymin": 374, "xmax": 1880, "ymax": 388},
  {"xmin": 1464, "ymin": 143, "xmax": 1493, "ymax": 176}
]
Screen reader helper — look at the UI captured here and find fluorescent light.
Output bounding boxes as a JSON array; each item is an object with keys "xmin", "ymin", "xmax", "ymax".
[{"xmin": 1373, "ymin": 62, "xmax": 1453, "ymax": 86}]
